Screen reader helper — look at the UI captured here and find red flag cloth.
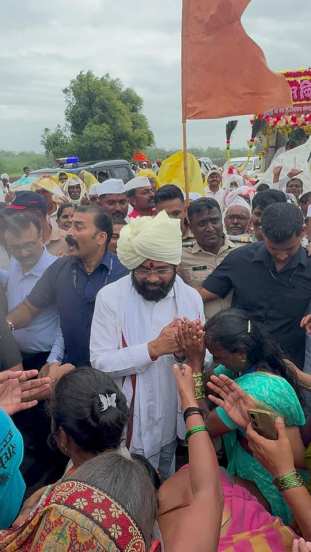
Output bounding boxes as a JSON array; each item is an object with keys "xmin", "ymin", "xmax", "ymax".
[
  {"xmin": 132, "ymin": 151, "xmax": 148, "ymax": 162},
  {"xmin": 182, "ymin": 0, "xmax": 292, "ymax": 120}
]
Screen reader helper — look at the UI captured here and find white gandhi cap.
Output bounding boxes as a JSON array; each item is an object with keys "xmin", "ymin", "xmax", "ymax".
[
  {"xmin": 96, "ymin": 179, "xmax": 126, "ymax": 196},
  {"xmin": 124, "ymin": 176, "xmax": 151, "ymax": 193}
]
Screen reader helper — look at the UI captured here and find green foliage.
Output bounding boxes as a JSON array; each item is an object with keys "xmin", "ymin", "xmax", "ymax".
[
  {"xmin": 146, "ymin": 146, "xmax": 248, "ymax": 163},
  {"xmin": 42, "ymin": 71, "xmax": 154, "ymax": 162},
  {"xmin": 41, "ymin": 125, "xmax": 72, "ymax": 160},
  {"xmin": 0, "ymin": 150, "xmax": 49, "ymax": 177},
  {"xmin": 0, "ymin": 144, "xmax": 249, "ymax": 178},
  {"xmin": 71, "ymin": 121, "xmax": 113, "ymax": 161}
]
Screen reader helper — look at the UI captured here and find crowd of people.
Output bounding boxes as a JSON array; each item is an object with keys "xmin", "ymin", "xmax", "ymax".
[{"xmin": 0, "ymin": 160, "xmax": 310, "ymax": 551}]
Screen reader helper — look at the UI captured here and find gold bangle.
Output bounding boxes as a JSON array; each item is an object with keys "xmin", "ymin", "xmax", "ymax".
[
  {"xmin": 193, "ymin": 383, "xmax": 204, "ymax": 391},
  {"xmin": 192, "ymin": 372, "xmax": 205, "ymax": 400},
  {"xmin": 194, "ymin": 388, "xmax": 205, "ymax": 400},
  {"xmin": 192, "ymin": 373, "xmax": 204, "ymax": 383}
]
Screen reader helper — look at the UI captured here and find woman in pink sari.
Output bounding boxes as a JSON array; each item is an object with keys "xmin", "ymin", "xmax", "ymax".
[{"xmin": 158, "ymin": 464, "xmax": 295, "ymax": 552}]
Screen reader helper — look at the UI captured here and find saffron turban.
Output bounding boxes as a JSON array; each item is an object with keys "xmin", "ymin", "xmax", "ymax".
[{"xmin": 117, "ymin": 210, "xmax": 182, "ymax": 270}]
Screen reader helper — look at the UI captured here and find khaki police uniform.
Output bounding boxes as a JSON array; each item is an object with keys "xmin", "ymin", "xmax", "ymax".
[
  {"xmin": 226, "ymin": 233, "xmax": 254, "ymax": 245},
  {"xmin": 182, "ymin": 227, "xmax": 196, "ymax": 250},
  {"xmin": 179, "ymin": 238, "xmax": 236, "ymax": 319}
]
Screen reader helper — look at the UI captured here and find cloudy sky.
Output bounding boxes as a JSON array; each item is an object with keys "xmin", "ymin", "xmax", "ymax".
[{"xmin": 0, "ymin": 1, "xmax": 309, "ymax": 152}]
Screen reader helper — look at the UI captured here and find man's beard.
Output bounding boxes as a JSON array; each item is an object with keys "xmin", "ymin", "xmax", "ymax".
[{"xmin": 132, "ymin": 270, "xmax": 176, "ymax": 302}]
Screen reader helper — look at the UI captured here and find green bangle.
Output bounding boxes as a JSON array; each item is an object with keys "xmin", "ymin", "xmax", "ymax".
[
  {"xmin": 273, "ymin": 471, "xmax": 305, "ymax": 492},
  {"xmin": 185, "ymin": 425, "xmax": 207, "ymax": 442}
]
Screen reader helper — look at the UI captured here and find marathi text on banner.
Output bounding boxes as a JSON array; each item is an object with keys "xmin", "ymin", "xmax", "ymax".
[{"xmin": 263, "ymin": 69, "xmax": 311, "ymax": 116}]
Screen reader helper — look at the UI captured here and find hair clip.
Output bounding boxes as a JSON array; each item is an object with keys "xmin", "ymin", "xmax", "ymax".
[
  {"xmin": 248, "ymin": 320, "xmax": 251, "ymax": 334},
  {"xmin": 98, "ymin": 393, "xmax": 117, "ymax": 412}
]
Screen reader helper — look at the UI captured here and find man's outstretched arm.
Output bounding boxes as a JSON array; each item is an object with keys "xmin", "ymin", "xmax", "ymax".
[{"xmin": 7, "ymin": 299, "xmax": 41, "ymax": 330}]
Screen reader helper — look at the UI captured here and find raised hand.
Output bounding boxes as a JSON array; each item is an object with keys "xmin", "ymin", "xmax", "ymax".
[
  {"xmin": 288, "ymin": 168, "xmax": 303, "ymax": 179},
  {"xmin": 148, "ymin": 322, "xmax": 181, "ymax": 359},
  {"xmin": 176, "ymin": 318, "xmax": 205, "ymax": 368},
  {"xmin": 292, "ymin": 539, "xmax": 311, "ymax": 552},
  {"xmin": 207, "ymin": 374, "xmax": 256, "ymax": 428},
  {"xmin": 0, "ymin": 370, "xmax": 25, "ymax": 387},
  {"xmin": 20, "ymin": 370, "xmax": 51, "ymax": 403},
  {"xmin": 300, "ymin": 314, "xmax": 311, "ymax": 335},
  {"xmin": 0, "ymin": 369, "xmax": 51, "ymax": 415},
  {"xmin": 246, "ymin": 417, "xmax": 294, "ymax": 478},
  {"xmin": 272, "ymin": 165, "xmax": 283, "ymax": 182},
  {"xmin": 172, "ymin": 363, "xmax": 197, "ymax": 409},
  {"xmin": 39, "ymin": 362, "xmax": 75, "ymax": 386},
  {"xmin": 0, "ymin": 373, "xmax": 23, "ymax": 415}
]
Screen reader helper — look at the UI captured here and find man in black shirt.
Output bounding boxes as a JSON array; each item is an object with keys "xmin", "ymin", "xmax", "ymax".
[
  {"xmin": 251, "ymin": 189, "xmax": 286, "ymax": 241},
  {"xmin": 202, "ymin": 203, "xmax": 311, "ymax": 368}
]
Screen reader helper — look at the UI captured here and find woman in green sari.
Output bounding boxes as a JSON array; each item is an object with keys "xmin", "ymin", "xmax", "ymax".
[{"xmin": 179, "ymin": 309, "xmax": 306, "ymax": 525}]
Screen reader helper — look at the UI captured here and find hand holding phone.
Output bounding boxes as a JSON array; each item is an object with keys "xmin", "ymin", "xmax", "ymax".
[{"xmin": 248, "ymin": 408, "xmax": 278, "ymax": 440}]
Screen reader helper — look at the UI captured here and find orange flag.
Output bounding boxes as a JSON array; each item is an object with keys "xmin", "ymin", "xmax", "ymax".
[{"xmin": 182, "ymin": 0, "xmax": 292, "ymax": 120}]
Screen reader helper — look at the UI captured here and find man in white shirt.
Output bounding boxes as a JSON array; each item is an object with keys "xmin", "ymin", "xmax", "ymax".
[
  {"xmin": 124, "ymin": 176, "xmax": 155, "ymax": 219},
  {"xmin": 204, "ymin": 167, "xmax": 225, "ymax": 210},
  {"xmin": 0, "ymin": 211, "xmax": 65, "ymax": 490},
  {"xmin": 90, "ymin": 211, "xmax": 204, "ymax": 478},
  {"xmin": 1, "ymin": 212, "xmax": 63, "ymax": 367}
]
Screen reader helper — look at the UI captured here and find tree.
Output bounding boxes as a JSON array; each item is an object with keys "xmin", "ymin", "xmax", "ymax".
[
  {"xmin": 42, "ymin": 71, "xmax": 154, "ymax": 162},
  {"xmin": 41, "ymin": 125, "xmax": 72, "ymax": 160}
]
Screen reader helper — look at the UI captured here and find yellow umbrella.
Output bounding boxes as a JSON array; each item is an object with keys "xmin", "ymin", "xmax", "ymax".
[{"xmin": 158, "ymin": 151, "xmax": 204, "ymax": 195}]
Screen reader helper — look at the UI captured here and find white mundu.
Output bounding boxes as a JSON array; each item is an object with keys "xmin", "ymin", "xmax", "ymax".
[{"xmin": 90, "ymin": 274, "xmax": 204, "ymax": 462}]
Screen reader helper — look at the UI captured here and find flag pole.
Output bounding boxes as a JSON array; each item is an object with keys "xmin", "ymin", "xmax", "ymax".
[
  {"xmin": 182, "ymin": 120, "xmax": 190, "ymax": 205},
  {"xmin": 181, "ymin": 0, "xmax": 190, "ymax": 205}
]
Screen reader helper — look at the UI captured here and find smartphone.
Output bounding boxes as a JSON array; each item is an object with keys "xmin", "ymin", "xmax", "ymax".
[{"xmin": 248, "ymin": 408, "xmax": 278, "ymax": 440}]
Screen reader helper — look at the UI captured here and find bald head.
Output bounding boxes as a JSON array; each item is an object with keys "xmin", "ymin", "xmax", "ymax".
[{"xmin": 224, "ymin": 204, "xmax": 251, "ymax": 236}]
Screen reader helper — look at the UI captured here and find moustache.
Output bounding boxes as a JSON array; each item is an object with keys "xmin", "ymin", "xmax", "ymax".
[{"xmin": 65, "ymin": 235, "xmax": 79, "ymax": 249}]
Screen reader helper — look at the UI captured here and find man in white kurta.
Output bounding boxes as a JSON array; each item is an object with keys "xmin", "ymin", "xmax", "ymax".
[{"xmin": 90, "ymin": 211, "xmax": 204, "ymax": 478}]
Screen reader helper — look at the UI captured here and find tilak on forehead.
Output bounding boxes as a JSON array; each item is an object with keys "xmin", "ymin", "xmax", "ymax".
[{"xmin": 117, "ymin": 211, "xmax": 182, "ymax": 270}]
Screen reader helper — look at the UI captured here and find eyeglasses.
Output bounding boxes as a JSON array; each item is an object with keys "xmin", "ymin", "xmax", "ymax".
[{"xmin": 134, "ymin": 267, "xmax": 174, "ymax": 277}]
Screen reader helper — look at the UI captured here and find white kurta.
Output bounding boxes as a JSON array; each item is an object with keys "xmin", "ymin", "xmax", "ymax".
[
  {"xmin": 204, "ymin": 188, "xmax": 226, "ymax": 211},
  {"xmin": 90, "ymin": 274, "xmax": 204, "ymax": 460}
]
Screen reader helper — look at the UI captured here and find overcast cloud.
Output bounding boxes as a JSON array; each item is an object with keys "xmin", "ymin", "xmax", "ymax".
[{"xmin": 0, "ymin": 0, "xmax": 309, "ymax": 152}]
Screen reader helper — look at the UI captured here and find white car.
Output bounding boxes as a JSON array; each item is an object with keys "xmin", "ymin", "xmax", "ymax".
[{"xmin": 223, "ymin": 156, "xmax": 262, "ymax": 177}]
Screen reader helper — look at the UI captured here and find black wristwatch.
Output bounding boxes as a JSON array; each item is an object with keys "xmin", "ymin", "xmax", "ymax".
[{"xmin": 183, "ymin": 406, "xmax": 205, "ymax": 423}]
